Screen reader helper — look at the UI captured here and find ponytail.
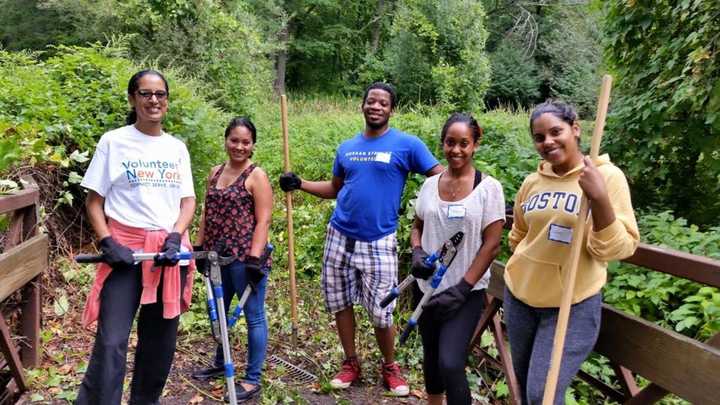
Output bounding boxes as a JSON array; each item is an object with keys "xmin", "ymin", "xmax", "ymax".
[{"xmin": 125, "ymin": 108, "xmax": 137, "ymax": 125}]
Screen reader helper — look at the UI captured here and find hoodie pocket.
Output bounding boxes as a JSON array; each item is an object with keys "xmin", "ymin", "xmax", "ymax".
[{"xmin": 505, "ymin": 252, "xmax": 563, "ymax": 308}]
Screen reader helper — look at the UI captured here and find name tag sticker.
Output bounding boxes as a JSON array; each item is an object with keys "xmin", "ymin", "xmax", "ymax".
[
  {"xmin": 375, "ymin": 152, "xmax": 392, "ymax": 163},
  {"xmin": 548, "ymin": 224, "xmax": 573, "ymax": 244},
  {"xmin": 448, "ymin": 204, "xmax": 466, "ymax": 219}
]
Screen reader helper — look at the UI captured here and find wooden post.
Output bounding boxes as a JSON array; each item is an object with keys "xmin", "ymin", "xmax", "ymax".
[
  {"xmin": 20, "ymin": 178, "xmax": 40, "ymax": 368},
  {"xmin": 489, "ymin": 301, "xmax": 522, "ymax": 404},
  {"xmin": 20, "ymin": 277, "xmax": 40, "ymax": 368},
  {"xmin": 542, "ymin": 75, "xmax": 613, "ymax": 405},
  {"xmin": 471, "ymin": 266, "xmax": 523, "ymax": 405},
  {"xmin": 281, "ymin": 95, "xmax": 299, "ymax": 345}
]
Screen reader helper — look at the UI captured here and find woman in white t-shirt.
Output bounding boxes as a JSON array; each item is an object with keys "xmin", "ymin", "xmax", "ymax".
[
  {"xmin": 77, "ymin": 70, "xmax": 196, "ymax": 405},
  {"xmin": 410, "ymin": 112, "xmax": 506, "ymax": 405}
]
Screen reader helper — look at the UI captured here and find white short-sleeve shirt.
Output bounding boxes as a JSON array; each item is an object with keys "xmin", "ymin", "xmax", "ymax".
[
  {"xmin": 81, "ymin": 125, "xmax": 195, "ymax": 231},
  {"xmin": 415, "ymin": 172, "xmax": 506, "ymax": 294}
]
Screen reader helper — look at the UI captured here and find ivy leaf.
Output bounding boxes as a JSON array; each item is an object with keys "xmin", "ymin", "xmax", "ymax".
[
  {"xmin": 53, "ymin": 294, "xmax": 70, "ymax": 316},
  {"xmin": 0, "ymin": 179, "xmax": 20, "ymax": 194},
  {"xmin": 54, "ymin": 191, "xmax": 74, "ymax": 208},
  {"xmin": 69, "ymin": 149, "xmax": 90, "ymax": 163},
  {"xmin": 48, "ymin": 151, "xmax": 64, "ymax": 164},
  {"xmin": 494, "ymin": 380, "xmax": 509, "ymax": 398},
  {"xmin": 67, "ymin": 171, "xmax": 83, "ymax": 184}
]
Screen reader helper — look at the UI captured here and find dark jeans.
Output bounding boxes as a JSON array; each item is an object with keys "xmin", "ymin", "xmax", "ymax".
[
  {"xmin": 211, "ymin": 259, "xmax": 268, "ymax": 385},
  {"xmin": 76, "ymin": 265, "xmax": 188, "ymax": 405},
  {"xmin": 415, "ymin": 285, "xmax": 486, "ymax": 405},
  {"xmin": 504, "ymin": 288, "xmax": 602, "ymax": 405}
]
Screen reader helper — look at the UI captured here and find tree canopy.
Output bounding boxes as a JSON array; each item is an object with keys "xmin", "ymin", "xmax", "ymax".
[{"xmin": 603, "ymin": 0, "xmax": 720, "ymax": 226}]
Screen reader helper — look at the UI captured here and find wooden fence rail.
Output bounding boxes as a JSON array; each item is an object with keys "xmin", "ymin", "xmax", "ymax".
[
  {"xmin": 0, "ymin": 177, "xmax": 47, "ymax": 404},
  {"xmin": 472, "ymin": 233, "xmax": 720, "ymax": 404}
]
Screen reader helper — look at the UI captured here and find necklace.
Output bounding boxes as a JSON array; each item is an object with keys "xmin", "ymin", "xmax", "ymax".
[
  {"xmin": 448, "ymin": 178, "xmax": 463, "ymax": 199},
  {"xmin": 441, "ymin": 172, "xmax": 472, "ymax": 201}
]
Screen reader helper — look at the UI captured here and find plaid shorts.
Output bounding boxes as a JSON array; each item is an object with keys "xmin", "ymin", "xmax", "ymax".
[{"xmin": 321, "ymin": 224, "xmax": 398, "ymax": 328}]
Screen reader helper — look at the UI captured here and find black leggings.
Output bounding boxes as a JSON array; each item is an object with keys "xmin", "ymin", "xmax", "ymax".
[
  {"xmin": 415, "ymin": 285, "xmax": 486, "ymax": 405},
  {"xmin": 76, "ymin": 265, "xmax": 188, "ymax": 405}
]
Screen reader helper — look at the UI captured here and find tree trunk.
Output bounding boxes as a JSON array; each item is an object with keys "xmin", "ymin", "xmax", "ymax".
[
  {"xmin": 274, "ymin": 25, "xmax": 289, "ymax": 96},
  {"xmin": 370, "ymin": 0, "xmax": 385, "ymax": 54}
]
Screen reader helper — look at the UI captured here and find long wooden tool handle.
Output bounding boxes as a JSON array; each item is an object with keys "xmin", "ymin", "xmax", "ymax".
[
  {"xmin": 589, "ymin": 76, "xmax": 612, "ymax": 159},
  {"xmin": 280, "ymin": 95, "xmax": 299, "ymax": 345},
  {"xmin": 542, "ymin": 75, "xmax": 613, "ymax": 405}
]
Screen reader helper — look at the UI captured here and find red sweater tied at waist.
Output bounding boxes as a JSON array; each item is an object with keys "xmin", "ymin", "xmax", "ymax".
[{"xmin": 82, "ymin": 219, "xmax": 195, "ymax": 328}]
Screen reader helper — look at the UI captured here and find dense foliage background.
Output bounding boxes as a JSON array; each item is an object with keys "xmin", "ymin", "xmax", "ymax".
[
  {"xmin": 0, "ymin": 0, "xmax": 718, "ymax": 404},
  {"xmin": 603, "ymin": 0, "xmax": 720, "ymax": 227}
]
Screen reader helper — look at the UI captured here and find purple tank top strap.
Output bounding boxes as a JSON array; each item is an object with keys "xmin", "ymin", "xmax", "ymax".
[
  {"xmin": 209, "ymin": 163, "xmax": 226, "ymax": 187},
  {"xmin": 237, "ymin": 164, "xmax": 256, "ymax": 190}
]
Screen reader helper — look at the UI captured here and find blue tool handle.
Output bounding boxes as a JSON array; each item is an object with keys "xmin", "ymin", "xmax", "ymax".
[
  {"xmin": 380, "ymin": 288, "xmax": 400, "ymax": 308},
  {"xmin": 260, "ymin": 243, "xmax": 274, "ymax": 267},
  {"xmin": 207, "ymin": 298, "xmax": 219, "ymax": 322},
  {"xmin": 424, "ymin": 251, "xmax": 440, "ymax": 266},
  {"xmin": 430, "ymin": 263, "xmax": 449, "ymax": 289},
  {"xmin": 228, "ymin": 305, "xmax": 244, "ymax": 327},
  {"xmin": 399, "ymin": 319, "xmax": 417, "ymax": 346},
  {"xmin": 159, "ymin": 251, "xmax": 193, "ymax": 260},
  {"xmin": 224, "ymin": 363, "xmax": 235, "ymax": 378},
  {"xmin": 380, "ymin": 274, "xmax": 416, "ymax": 308}
]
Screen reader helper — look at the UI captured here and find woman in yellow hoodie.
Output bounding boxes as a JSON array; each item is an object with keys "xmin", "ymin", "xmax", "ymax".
[{"xmin": 504, "ymin": 101, "xmax": 639, "ymax": 404}]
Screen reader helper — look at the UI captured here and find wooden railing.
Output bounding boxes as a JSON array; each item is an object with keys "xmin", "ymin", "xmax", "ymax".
[
  {"xmin": 0, "ymin": 177, "xmax": 48, "ymax": 404},
  {"xmin": 471, "ymin": 221, "xmax": 720, "ymax": 405}
]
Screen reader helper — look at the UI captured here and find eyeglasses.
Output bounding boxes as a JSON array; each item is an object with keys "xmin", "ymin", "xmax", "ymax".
[{"xmin": 136, "ymin": 90, "xmax": 168, "ymax": 101}]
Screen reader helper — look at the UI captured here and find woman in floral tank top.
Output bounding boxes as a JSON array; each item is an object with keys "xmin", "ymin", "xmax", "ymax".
[{"xmin": 191, "ymin": 117, "xmax": 273, "ymax": 401}]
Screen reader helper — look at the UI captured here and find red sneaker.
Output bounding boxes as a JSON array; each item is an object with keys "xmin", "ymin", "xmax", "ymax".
[
  {"xmin": 381, "ymin": 361, "xmax": 409, "ymax": 396},
  {"xmin": 330, "ymin": 356, "xmax": 361, "ymax": 389}
]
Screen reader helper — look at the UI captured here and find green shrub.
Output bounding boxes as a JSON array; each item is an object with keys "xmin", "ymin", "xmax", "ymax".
[
  {"xmin": 485, "ymin": 42, "xmax": 542, "ymax": 109},
  {"xmin": 605, "ymin": 211, "xmax": 720, "ymax": 340},
  {"xmin": 0, "ymin": 44, "xmax": 227, "ymax": 206},
  {"xmin": 0, "ymin": 0, "xmax": 274, "ymax": 117},
  {"xmin": 480, "ymin": 1, "xmax": 602, "ymax": 116},
  {"xmin": 536, "ymin": 5, "xmax": 602, "ymax": 118},
  {"xmin": 382, "ymin": 0, "xmax": 491, "ymax": 110},
  {"xmin": 120, "ymin": 0, "xmax": 273, "ymax": 115},
  {"xmin": 603, "ymin": 0, "xmax": 720, "ymax": 226}
]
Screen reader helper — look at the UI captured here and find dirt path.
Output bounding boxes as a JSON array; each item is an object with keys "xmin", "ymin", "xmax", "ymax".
[{"xmin": 16, "ymin": 284, "xmax": 430, "ymax": 404}]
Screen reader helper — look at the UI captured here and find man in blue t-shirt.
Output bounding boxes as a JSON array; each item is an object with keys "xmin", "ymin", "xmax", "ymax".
[{"xmin": 280, "ymin": 82, "xmax": 441, "ymax": 396}]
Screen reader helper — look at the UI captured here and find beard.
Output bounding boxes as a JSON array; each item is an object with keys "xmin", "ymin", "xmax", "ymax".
[{"xmin": 365, "ymin": 116, "xmax": 389, "ymax": 130}]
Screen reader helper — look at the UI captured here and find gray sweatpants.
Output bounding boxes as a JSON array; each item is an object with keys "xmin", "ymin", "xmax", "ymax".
[{"xmin": 504, "ymin": 288, "xmax": 602, "ymax": 405}]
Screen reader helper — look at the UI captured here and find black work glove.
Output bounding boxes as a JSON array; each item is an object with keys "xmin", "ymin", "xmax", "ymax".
[
  {"xmin": 279, "ymin": 172, "xmax": 302, "ymax": 192},
  {"xmin": 411, "ymin": 246, "xmax": 435, "ymax": 280},
  {"xmin": 192, "ymin": 245, "xmax": 209, "ymax": 276},
  {"xmin": 245, "ymin": 256, "xmax": 265, "ymax": 291},
  {"xmin": 424, "ymin": 278, "xmax": 473, "ymax": 321},
  {"xmin": 154, "ymin": 232, "xmax": 182, "ymax": 267},
  {"xmin": 99, "ymin": 236, "xmax": 135, "ymax": 270}
]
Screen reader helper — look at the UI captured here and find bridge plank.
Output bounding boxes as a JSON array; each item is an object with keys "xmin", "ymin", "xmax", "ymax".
[
  {"xmin": 0, "ymin": 189, "xmax": 37, "ymax": 216},
  {"xmin": 0, "ymin": 235, "xmax": 48, "ymax": 302},
  {"xmin": 597, "ymin": 306, "xmax": 720, "ymax": 405},
  {"xmin": 624, "ymin": 243, "xmax": 720, "ymax": 288}
]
